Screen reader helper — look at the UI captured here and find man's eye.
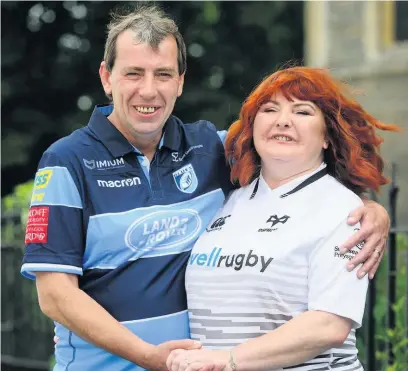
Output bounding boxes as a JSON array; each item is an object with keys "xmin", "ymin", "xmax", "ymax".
[
  {"xmin": 127, "ymin": 72, "xmax": 140, "ymax": 76},
  {"xmin": 158, "ymin": 73, "xmax": 172, "ymax": 77}
]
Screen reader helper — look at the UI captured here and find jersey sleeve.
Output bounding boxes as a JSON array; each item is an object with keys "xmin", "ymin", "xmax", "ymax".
[
  {"xmin": 308, "ymin": 219, "xmax": 368, "ymax": 328},
  {"xmin": 21, "ymin": 151, "xmax": 85, "ymax": 280}
]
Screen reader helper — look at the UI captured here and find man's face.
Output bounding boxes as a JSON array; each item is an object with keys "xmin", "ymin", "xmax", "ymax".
[{"xmin": 99, "ymin": 30, "xmax": 184, "ymax": 144}]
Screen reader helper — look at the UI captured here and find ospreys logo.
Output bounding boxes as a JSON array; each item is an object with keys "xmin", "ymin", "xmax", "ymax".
[
  {"xmin": 258, "ymin": 214, "xmax": 290, "ymax": 232},
  {"xmin": 173, "ymin": 163, "xmax": 198, "ymax": 194}
]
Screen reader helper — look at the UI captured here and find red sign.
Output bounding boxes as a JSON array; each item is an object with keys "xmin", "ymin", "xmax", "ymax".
[{"xmin": 25, "ymin": 206, "xmax": 49, "ymax": 244}]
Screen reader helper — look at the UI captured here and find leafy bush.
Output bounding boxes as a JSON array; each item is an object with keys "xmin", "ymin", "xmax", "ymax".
[
  {"xmin": 2, "ymin": 180, "xmax": 34, "ymax": 248},
  {"xmin": 358, "ymin": 234, "xmax": 408, "ymax": 370}
]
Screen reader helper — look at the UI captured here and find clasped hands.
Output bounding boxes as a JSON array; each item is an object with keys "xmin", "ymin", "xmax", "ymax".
[{"xmin": 166, "ymin": 348, "xmax": 230, "ymax": 371}]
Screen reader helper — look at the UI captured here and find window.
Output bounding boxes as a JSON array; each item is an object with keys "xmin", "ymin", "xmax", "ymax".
[{"xmin": 396, "ymin": 1, "xmax": 408, "ymax": 41}]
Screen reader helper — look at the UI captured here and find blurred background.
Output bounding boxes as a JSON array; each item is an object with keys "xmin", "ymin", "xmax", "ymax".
[{"xmin": 1, "ymin": 1, "xmax": 407, "ymax": 370}]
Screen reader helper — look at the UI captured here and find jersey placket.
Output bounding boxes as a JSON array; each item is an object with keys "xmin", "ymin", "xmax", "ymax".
[
  {"xmin": 148, "ymin": 151, "xmax": 164, "ymax": 200},
  {"xmin": 136, "ymin": 151, "xmax": 164, "ymax": 201}
]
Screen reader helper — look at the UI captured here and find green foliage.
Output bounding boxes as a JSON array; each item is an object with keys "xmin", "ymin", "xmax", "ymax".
[
  {"xmin": 358, "ymin": 235, "xmax": 408, "ymax": 370},
  {"xmin": 2, "ymin": 180, "xmax": 34, "ymax": 248},
  {"xmin": 375, "ymin": 301, "xmax": 408, "ymax": 371},
  {"xmin": 2, "ymin": 178, "xmax": 55, "ymax": 365},
  {"xmin": 202, "ymin": 2, "xmax": 220, "ymax": 24},
  {"xmin": 49, "ymin": 355, "xmax": 56, "ymax": 370},
  {"xmin": 3, "ymin": 179, "xmax": 34, "ymax": 209}
]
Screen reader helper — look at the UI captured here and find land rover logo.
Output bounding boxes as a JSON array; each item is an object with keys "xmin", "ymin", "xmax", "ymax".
[{"xmin": 125, "ymin": 209, "xmax": 202, "ymax": 251}]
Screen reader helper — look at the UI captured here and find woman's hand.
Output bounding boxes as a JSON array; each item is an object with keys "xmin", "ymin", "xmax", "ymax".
[{"xmin": 166, "ymin": 348, "xmax": 229, "ymax": 371}]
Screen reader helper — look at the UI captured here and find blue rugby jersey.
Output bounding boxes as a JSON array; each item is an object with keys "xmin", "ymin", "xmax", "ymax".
[{"xmin": 21, "ymin": 105, "xmax": 233, "ymax": 371}]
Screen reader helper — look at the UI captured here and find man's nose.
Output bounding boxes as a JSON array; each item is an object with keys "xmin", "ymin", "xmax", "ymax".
[{"xmin": 139, "ymin": 76, "xmax": 157, "ymax": 100}]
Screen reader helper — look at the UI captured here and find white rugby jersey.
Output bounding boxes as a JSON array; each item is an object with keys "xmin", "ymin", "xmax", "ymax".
[{"xmin": 186, "ymin": 163, "xmax": 369, "ymax": 371}]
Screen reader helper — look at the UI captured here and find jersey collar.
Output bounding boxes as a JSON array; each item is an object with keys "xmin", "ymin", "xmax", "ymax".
[
  {"xmin": 250, "ymin": 163, "xmax": 328, "ymax": 199},
  {"xmin": 88, "ymin": 104, "xmax": 182, "ymax": 157}
]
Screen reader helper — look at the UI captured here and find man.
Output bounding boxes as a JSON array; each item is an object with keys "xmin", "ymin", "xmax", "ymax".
[{"xmin": 21, "ymin": 5, "xmax": 389, "ymax": 371}]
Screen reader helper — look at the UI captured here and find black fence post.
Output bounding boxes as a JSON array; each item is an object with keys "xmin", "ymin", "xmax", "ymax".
[
  {"xmin": 365, "ymin": 191, "xmax": 377, "ymax": 371},
  {"xmin": 366, "ymin": 276, "xmax": 377, "ymax": 370},
  {"xmin": 387, "ymin": 163, "xmax": 399, "ymax": 365}
]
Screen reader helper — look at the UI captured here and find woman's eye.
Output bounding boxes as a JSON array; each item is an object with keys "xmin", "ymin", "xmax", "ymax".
[{"xmin": 296, "ymin": 111, "xmax": 310, "ymax": 115}]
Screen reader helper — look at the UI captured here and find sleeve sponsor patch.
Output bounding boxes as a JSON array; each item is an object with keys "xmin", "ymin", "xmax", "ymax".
[
  {"xmin": 34, "ymin": 169, "xmax": 53, "ymax": 189},
  {"xmin": 30, "ymin": 166, "xmax": 83, "ymax": 208},
  {"xmin": 25, "ymin": 206, "xmax": 49, "ymax": 244}
]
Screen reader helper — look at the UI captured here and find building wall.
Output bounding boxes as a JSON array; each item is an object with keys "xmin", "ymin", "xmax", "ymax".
[{"xmin": 305, "ymin": 0, "xmax": 408, "ymax": 226}]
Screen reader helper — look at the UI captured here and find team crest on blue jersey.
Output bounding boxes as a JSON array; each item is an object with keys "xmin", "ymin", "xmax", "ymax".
[
  {"xmin": 83, "ymin": 159, "xmax": 96, "ymax": 170},
  {"xmin": 173, "ymin": 163, "xmax": 198, "ymax": 194}
]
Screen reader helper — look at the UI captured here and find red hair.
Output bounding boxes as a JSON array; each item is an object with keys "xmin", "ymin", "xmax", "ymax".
[{"xmin": 225, "ymin": 66, "xmax": 400, "ymax": 194}]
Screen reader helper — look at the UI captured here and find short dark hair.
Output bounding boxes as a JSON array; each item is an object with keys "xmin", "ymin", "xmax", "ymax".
[{"xmin": 104, "ymin": 5, "xmax": 187, "ymax": 75}]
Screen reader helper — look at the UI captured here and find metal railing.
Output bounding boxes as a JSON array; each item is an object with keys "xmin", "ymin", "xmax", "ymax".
[
  {"xmin": 364, "ymin": 164, "xmax": 408, "ymax": 370},
  {"xmin": 1, "ymin": 210, "xmax": 54, "ymax": 370}
]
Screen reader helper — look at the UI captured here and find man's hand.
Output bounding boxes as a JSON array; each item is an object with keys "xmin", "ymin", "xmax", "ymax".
[
  {"xmin": 167, "ymin": 349, "xmax": 229, "ymax": 371},
  {"xmin": 53, "ymin": 335, "xmax": 202, "ymax": 371},
  {"xmin": 54, "ymin": 336, "xmax": 200, "ymax": 370},
  {"xmin": 339, "ymin": 200, "xmax": 390, "ymax": 280},
  {"xmin": 144, "ymin": 340, "xmax": 202, "ymax": 371}
]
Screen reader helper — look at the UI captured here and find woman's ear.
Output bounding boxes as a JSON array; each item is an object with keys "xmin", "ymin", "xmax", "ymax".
[{"xmin": 323, "ymin": 136, "xmax": 329, "ymax": 150}]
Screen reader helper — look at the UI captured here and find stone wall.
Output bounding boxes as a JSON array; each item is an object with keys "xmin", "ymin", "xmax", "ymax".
[{"xmin": 305, "ymin": 1, "xmax": 408, "ymax": 225}]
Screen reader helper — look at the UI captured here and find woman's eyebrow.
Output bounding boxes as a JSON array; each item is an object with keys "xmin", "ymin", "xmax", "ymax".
[{"xmin": 293, "ymin": 102, "xmax": 316, "ymax": 112}]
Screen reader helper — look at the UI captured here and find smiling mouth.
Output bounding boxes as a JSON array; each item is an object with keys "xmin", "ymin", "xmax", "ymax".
[
  {"xmin": 134, "ymin": 106, "xmax": 160, "ymax": 114},
  {"xmin": 273, "ymin": 135, "xmax": 294, "ymax": 142}
]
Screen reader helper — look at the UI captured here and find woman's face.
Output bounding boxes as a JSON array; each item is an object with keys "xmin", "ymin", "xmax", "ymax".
[{"xmin": 253, "ymin": 91, "xmax": 328, "ymax": 170}]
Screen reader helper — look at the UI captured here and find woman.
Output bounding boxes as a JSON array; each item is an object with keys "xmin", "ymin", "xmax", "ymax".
[{"xmin": 167, "ymin": 67, "xmax": 399, "ymax": 371}]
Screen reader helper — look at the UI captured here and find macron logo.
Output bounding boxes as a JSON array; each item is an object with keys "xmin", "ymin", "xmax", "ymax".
[
  {"xmin": 189, "ymin": 247, "xmax": 273, "ymax": 273},
  {"xmin": 97, "ymin": 177, "xmax": 141, "ymax": 188}
]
